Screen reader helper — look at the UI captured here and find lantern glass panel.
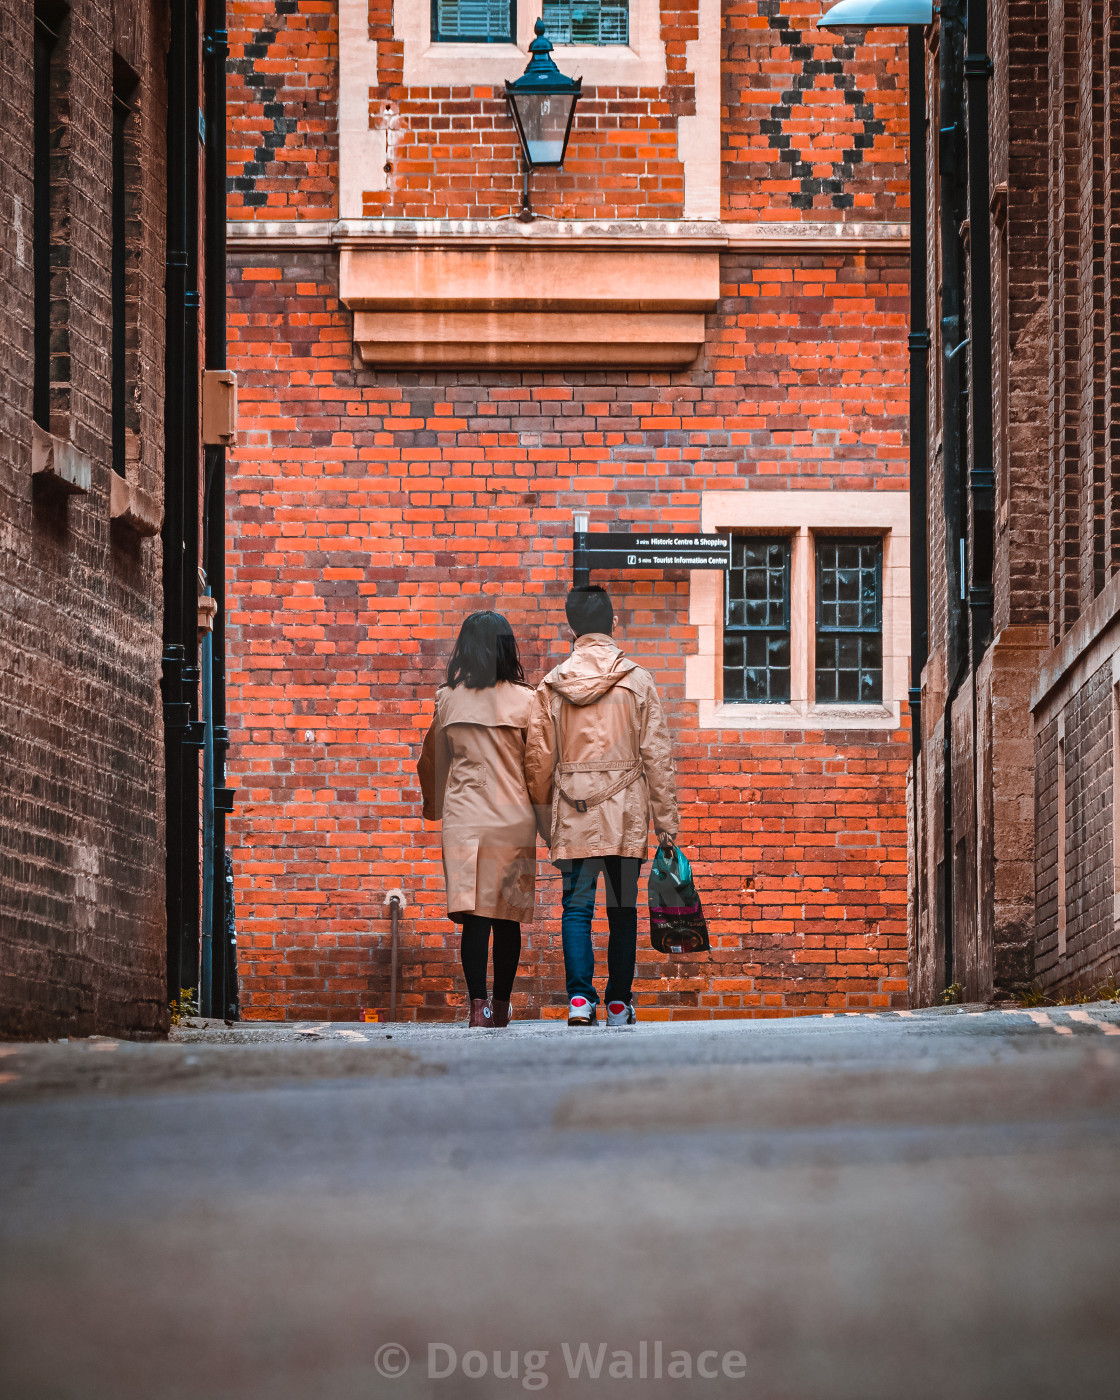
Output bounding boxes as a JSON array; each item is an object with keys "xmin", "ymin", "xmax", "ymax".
[{"xmin": 511, "ymin": 89, "xmax": 575, "ymax": 165}]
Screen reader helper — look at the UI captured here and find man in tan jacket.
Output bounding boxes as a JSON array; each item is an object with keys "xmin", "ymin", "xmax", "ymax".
[{"xmin": 524, "ymin": 586, "xmax": 679, "ymax": 1026}]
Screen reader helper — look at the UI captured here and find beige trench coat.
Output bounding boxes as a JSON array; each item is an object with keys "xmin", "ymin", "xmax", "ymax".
[
  {"xmin": 524, "ymin": 634, "xmax": 679, "ymax": 862},
  {"xmin": 418, "ymin": 681, "xmax": 539, "ymax": 923}
]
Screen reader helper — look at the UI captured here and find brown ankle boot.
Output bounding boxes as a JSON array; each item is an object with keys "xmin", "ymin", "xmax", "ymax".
[
  {"xmin": 490, "ymin": 997, "xmax": 511, "ymax": 1028},
  {"xmin": 468, "ymin": 998, "xmax": 492, "ymax": 1028}
]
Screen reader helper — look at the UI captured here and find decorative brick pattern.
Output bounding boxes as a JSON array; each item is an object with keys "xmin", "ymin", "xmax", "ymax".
[
  {"xmin": 0, "ymin": 0, "xmax": 171, "ymax": 1038},
  {"xmin": 225, "ymin": 0, "xmax": 910, "ymax": 223},
  {"xmin": 226, "ymin": 248, "xmax": 911, "ymax": 1021},
  {"xmin": 722, "ymin": 1, "xmax": 909, "ymax": 221},
  {"xmin": 227, "ymin": 0, "xmax": 337, "ymax": 217}
]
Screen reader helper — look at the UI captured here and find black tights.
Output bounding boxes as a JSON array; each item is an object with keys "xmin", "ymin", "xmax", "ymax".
[{"xmin": 459, "ymin": 916, "xmax": 521, "ymax": 1002}]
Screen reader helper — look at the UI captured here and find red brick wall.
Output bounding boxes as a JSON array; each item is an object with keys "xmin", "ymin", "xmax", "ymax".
[
  {"xmin": 228, "ymin": 0, "xmax": 337, "ymax": 218},
  {"xmin": 0, "ymin": 0, "xmax": 170, "ymax": 1037},
  {"xmin": 226, "ymin": 247, "xmax": 911, "ymax": 1021},
  {"xmin": 722, "ymin": 2, "xmax": 909, "ymax": 221},
  {"xmin": 226, "ymin": 1, "xmax": 912, "ymax": 223}
]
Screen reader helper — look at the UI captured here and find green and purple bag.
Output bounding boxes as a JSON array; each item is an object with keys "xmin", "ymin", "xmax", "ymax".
[{"xmin": 648, "ymin": 844, "xmax": 710, "ymax": 955}]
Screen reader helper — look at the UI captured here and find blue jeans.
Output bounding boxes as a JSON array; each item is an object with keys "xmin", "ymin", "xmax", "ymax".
[{"xmin": 559, "ymin": 857, "xmax": 643, "ymax": 1006}]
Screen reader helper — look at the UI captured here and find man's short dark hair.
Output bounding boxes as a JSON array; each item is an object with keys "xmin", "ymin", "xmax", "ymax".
[{"xmin": 566, "ymin": 585, "xmax": 614, "ymax": 637}]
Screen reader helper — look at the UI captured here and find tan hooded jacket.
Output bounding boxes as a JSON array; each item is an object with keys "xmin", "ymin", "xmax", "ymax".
[
  {"xmin": 524, "ymin": 634, "xmax": 679, "ymax": 861},
  {"xmin": 418, "ymin": 681, "xmax": 539, "ymax": 923}
]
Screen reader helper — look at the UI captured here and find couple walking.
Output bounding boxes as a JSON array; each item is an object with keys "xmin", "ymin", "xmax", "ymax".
[{"xmin": 418, "ymin": 585, "xmax": 679, "ymax": 1028}]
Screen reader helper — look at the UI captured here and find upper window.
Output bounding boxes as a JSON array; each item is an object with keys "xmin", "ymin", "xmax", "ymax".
[
  {"xmin": 542, "ymin": 0, "xmax": 629, "ymax": 44},
  {"xmin": 724, "ymin": 536, "xmax": 791, "ymax": 704},
  {"xmin": 814, "ymin": 538, "xmax": 883, "ymax": 704},
  {"xmin": 431, "ymin": 0, "xmax": 515, "ymax": 42}
]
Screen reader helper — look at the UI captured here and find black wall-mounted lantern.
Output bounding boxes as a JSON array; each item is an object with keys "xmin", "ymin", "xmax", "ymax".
[{"xmin": 505, "ymin": 20, "xmax": 582, "ymax": 222}]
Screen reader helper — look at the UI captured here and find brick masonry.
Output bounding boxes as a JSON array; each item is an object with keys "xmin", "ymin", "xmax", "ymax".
[
  {"xmin": 913, "ymin": 0, "xmax": 1120, "ymax": 1004},
  {"xmin": 226, "ymin": 243, "xmax": 911, "ymax": 1021},
  {"xmin": 0, "ymin": 0, "xmax": 174, "ymax": 1038},
  {"xmin": 722, "ymin": 2, "xmax": 908, "ymax": 221},
  {"xmin": 227, "ymin": 1, "xmax": 911, "ymax": 223},
  {"xmin": 225, "ymin": 1, "xmax": 911, "ymax": 1021}
]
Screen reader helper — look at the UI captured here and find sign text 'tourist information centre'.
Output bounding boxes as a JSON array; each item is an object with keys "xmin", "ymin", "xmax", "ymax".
[{"xmin": 575, "ymin": 533, "xmax": 731, "ymax": 571}]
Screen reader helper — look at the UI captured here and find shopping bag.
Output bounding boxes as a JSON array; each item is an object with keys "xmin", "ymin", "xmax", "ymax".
[{"xmin": 647, "ymin": 843, "xmax": 710, "ymax": 954}]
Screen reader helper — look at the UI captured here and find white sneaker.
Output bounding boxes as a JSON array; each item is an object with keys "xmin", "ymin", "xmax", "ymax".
[
  {"xmin": 567, "ymin": 996, "xmax": 597, "ymax": 1027},
  {"xmin": 606, "ymin": 1000, "xmax": 636, "ymax": 1027}
]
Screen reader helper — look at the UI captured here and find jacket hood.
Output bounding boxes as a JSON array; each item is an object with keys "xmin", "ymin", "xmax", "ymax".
[{"xmin": 546, "ymin": 634, "xmax": 638, "ymax": 707}]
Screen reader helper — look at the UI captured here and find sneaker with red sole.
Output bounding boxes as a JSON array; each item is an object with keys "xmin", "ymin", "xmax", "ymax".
[
  {"xmin": 606, "ymin": 1000, "xmax": 636, "ymax": 1027},
  {"xmin": 567, "ymin": 996, "xmax": 596, "ymax": 1027}
]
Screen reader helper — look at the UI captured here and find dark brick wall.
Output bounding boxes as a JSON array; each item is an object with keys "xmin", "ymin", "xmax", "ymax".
[
  {"xmin": 991, "ymin": 0, "xmax": 1051, "ymax": 636},
  {"xmin": 1062, "ymin": 662, "xmax": 1113, "ymax": 981},
  {"xmin": 0, "ymin": 0, "xmax": 172, "ymax": 1038},
  {"xmin": 1036, "ymin": 662, "xmax": 1116, "ymax": 989},
  {"xmin": 1034, "ymin": 714, "xmax": 1058, "ymax": 974},
  {"xmin": 915, "ymin": 0, "xmax": 1120, "ymax": 1003}
]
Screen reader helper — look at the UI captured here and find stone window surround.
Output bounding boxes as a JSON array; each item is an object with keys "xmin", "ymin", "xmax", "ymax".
[
  {"xmin": 338, "ymin": 0, "xmax": 720, "ymax": 221},
  {"xmin": 686, "ymin": 491, "xmax": 911, "ymax": 732},
  {"xmin": 399, "ymin": 0, "xmax": 666, "ymax": 88}
]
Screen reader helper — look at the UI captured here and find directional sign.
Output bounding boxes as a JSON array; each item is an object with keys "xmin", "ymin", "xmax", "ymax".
[{"xmin": 575, "ymin": 532, "xmax": 731, "ymax": 570}]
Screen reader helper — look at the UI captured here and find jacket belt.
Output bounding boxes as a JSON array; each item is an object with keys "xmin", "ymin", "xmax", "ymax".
[{"xmin": 556, "ymin": 761, "xmax": 643, "ymax": 815}]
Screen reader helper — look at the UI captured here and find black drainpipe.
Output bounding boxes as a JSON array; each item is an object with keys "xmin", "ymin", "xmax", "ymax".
[
  {"xmin": 965, "ymin": 0, "xmax": 995, "ymax": 665},
  {"xmin": 937, "ymin": 4, "xmax": 969, "ymax": 996},
  {"xmin": 203, "ymin": 0, "xmax": 237, "ymax": 1020},
  {"xmin": 908, "ymin": 24, "xmax": 930, "ymax": 765},
  {"xmin": 162, "ymin": 0, "xmax": 204, "ymax": 1007},
  {"xmin": 963, "ymin": 0, "xmax": 994, "ymax": 998}
]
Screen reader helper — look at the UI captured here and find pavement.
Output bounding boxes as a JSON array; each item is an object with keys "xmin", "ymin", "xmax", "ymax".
[{"xmin": 2, "ymin": 1004, "xmax": 1120, "ymax": 1399}]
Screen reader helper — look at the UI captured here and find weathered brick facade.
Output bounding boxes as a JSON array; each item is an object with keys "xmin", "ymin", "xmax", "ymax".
[
  {"xmin": 912, "ymin": 0, "xmax": 1120, "ymax": 1004},
  {"xmin": 226, "ymin": 1, "xmax": 912, "ymax": 1021},
  {"xmin": 0, "ymin": 0, "xmax": 171, "ymax": 1037}
]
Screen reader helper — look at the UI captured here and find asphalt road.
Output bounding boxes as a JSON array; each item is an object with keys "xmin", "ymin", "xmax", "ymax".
[{"xmin": 2, "ymin": 1004, "xmax": 1120, "ymax": 1400}]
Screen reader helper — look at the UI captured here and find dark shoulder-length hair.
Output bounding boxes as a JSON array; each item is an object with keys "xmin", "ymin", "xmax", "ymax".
[{"xmin": 446, "ymin": 610, "xmax": 527, "ymax": 690}]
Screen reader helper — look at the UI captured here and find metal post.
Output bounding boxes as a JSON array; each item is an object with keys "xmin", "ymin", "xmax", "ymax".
[
  {"xmin": 200, "ymin": 613, "xmax": 214, "ymax": 1015},
  {"xmin": 384, "ymin": 888, "xmax": 406, "ymax": 1022},
  {"xmin": 572, "ymin": 510, "xmax": 590, "ymax": 588},
  {"xmin": 519, "ymin": 165, "xmax": 534, "ymax": 222},
  {"xmin": 389, "ymin": 897, "xmax": 400, "ymax": 1023}
]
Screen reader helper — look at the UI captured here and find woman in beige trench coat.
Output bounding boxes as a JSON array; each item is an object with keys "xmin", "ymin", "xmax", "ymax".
[{"xmin": 418, "ymin": 611, "xmax": 539, "ymax": 1028}]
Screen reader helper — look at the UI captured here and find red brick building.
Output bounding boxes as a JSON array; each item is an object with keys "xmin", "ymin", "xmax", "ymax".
[
  {"xmin": 0, "ymin": 0, "xmax": 232, "ymax": 1038},
  {"xmin": 911, "ymin": 0, "xmax": 1120, "ymax": 1005},
  {"xmin": 226, "ymin": 0, "xmax": 913, "ymax": 1021}
]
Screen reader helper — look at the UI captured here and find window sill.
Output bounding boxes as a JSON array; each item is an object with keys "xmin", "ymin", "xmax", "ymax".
[
  {"xmin": 405, "ymin": 40, "xmax": 663, "ymax": 86},
  {"xmin": 31, "ymin": 423, "xmax": 91, "ymax": 494},
  {"xmin": 695, "ymin": 700, "xmax": 901, "ymax": 732},
  {"xmin": 110, "ymin": 471, "xmax": 162, "ymax": 536}
]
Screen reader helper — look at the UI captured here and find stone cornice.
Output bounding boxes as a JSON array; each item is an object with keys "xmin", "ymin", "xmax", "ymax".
[{"xmin": 227, "ymin": 218, "xmax": 912, "ymax": 255}]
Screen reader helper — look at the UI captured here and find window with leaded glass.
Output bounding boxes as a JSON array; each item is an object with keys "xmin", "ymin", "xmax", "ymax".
[
  {"xmin": 541, "ymin": 0, "xmax": 629, "ymax": 44},
  {"xmin": 723, "ymin": 537, "xmax": 791, "ymax": 704},
  {"xmin": 814, "ymin": 538, "xmax": 883, "ymax": 704},
  {"xmin": 432, "ymin": 0, "xmax": 515, "ymax": 43}
]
